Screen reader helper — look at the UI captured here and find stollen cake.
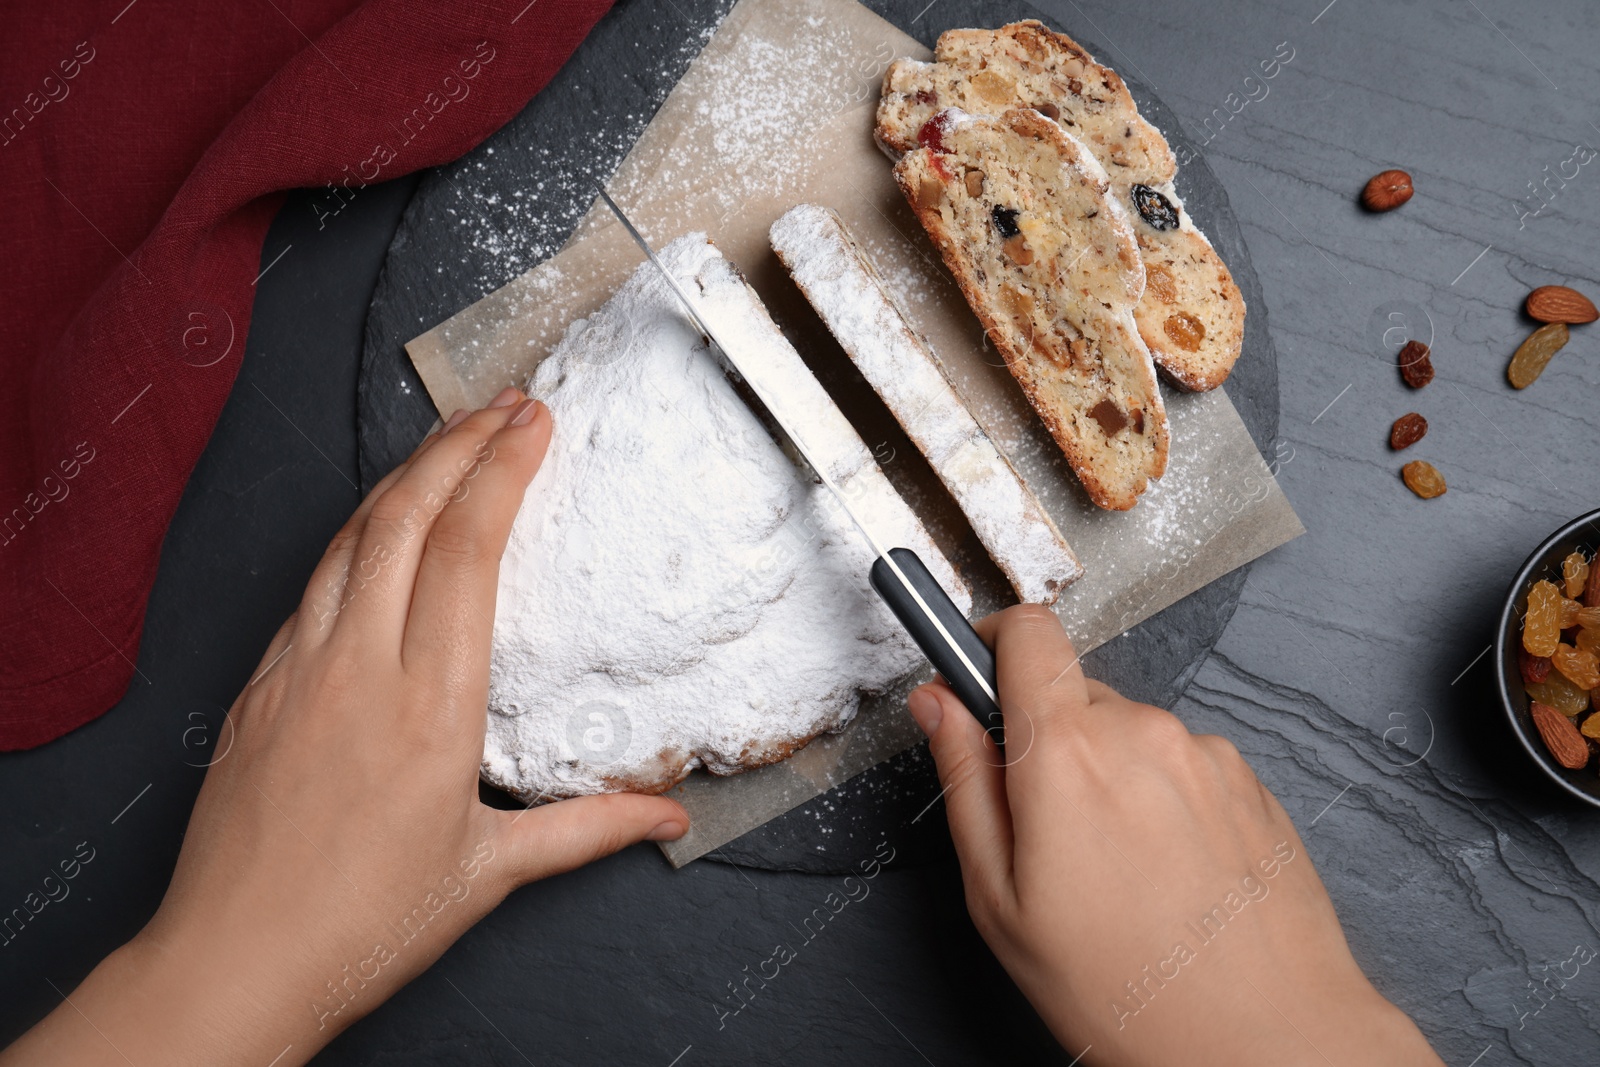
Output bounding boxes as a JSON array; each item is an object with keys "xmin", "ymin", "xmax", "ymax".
[
  {"xmin": 876, "ymin": 20, "xmax": 1246, "ymax": 392},
  {"xmin": 483, "ymin": 233, "xmax": 970, "ymax": 801},
  {"xmin": 893, "ymin": 107, "xmax": 1168, "ymax": 511},
  {"xmin": 769, "ymin": 204, "xmax": 1082, "ymax": 603}
]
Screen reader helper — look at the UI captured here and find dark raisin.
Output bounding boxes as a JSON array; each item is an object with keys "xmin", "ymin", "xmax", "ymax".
[
  {"xmin": 991, "ymin": 206, "xmax": 1021, "ymax": 239},
  {"xmin": 1398, "ymin": 340, "xmax": 1434, "ymax": 388},
  {"xmin": 1034, "ymin": 102, "xmax": 1060, "ymax": 120},
  {"xmin": 1389, "ymin": 412, "xmax": 1427, "ymax": 449},
  {"xmin": 1130, "ymin": 184, "xmax": 1180, "ymax": 231}
]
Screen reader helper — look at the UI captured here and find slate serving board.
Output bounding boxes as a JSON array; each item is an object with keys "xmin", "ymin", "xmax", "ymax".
[{"xmin": 357, "ymin": 0, "xmax": 1281, "ymax": 872}]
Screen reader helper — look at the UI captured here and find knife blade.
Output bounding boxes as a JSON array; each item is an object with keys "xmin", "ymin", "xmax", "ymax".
[{"xmin": 596, "ymin": 188, "xmax": 1002, "ymax": 733}]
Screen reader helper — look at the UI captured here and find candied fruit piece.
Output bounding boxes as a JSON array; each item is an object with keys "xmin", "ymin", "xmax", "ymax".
[
  {"xmin": 1524, "ymin": 580, "xmax": 1564, "ymax": 657},
  {"xmin": 1088, "ymin": 399, "xmax": 1127, "ymax": 436},
  {"xmin": 1552, "ymin": 643, "xmax": 1600, "ymax": 690},
  {"xmin": 1564, "ymin": 552, "xmax": 1590, "ymax": 599},
  {"xmin": 1526, "ymin": 672, "xmax": 1590, "ymax": 715}
]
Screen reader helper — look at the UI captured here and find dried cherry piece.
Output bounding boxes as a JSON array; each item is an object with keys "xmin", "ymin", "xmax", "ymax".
[
  {"xmin": 917, "ymin": 112, "xmax": 954, "ymax": 154},
  {"xmin": 1130, "ymin": 184, "xmax": 1179, "ymax": 231},
  {"xmin": 1398, "ymin": 340, "xmax": 1434, "ymax": 388}
]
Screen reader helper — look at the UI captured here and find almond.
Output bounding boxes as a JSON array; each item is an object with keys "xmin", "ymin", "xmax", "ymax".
[
  {"xmin": 1362, "ymin": 169, "xmax": 1413, "ymax": 212},
  {"xmin": 1531, "ymin": 701, "xmax": 1590, "ymax": 770},
  {"xmin": 1525, "ymin": 285, "xmax": 1599, "ymax": 325}
]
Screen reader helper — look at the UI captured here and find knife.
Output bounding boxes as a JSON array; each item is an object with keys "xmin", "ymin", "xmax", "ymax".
[{"xmin": 596, "ymin": 188, "xmax": 1003, "ymax": 734}]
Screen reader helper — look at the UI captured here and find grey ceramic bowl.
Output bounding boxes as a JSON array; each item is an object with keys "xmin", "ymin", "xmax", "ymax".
[{"xmin": 1496, "ymin": 508, "xmax": 1600, "ymax": 808}]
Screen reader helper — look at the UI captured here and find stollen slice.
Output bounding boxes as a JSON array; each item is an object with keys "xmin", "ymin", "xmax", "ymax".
[
  {"xmin": 770, "ymin": 203, "xmax": 1083, "ymax": 604},
  {"xmin": 876, "ymin": 20, "xmax": 1245, "ymax": 392},
  {"xmin": 894, "ymin": 107, "xmax": 1167, "ymax": 511}
]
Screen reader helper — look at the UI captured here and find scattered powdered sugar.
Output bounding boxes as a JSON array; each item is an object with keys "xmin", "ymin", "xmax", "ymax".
[
  {"xmin": 482, "ymin": 235, "xmax": 968, "ymax": 800},
  {"xmin": 771, "ymin": 204, "xmax": 1082, "ymax": 605}
]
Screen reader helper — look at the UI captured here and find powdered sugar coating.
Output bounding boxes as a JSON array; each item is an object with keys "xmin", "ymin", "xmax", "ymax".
[
  {"xmin": 771, "ymin": 204, "xmax": 1082, "ymax": 604},
  {"xmin": 482, "ymin": 235, "xmax": 969, "ymax": 800}
]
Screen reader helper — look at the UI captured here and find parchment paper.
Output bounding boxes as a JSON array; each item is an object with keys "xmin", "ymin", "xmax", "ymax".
[{"xmin": 406, "ymin": 0, "xmax": 1304, "ymax": 866}]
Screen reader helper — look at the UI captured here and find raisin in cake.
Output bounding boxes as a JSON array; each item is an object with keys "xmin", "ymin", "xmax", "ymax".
[
  {"xmin": 876, "ymin": 20, "xmax": 1246, "ymax": 392},
  {"xmin": 894, "ymin": 108, "xmax": 1167, "ymax": 511},
  {"xmin": 770, "ymin": 204, "xmax": 1082, "ymax": 603},
  {"xmin": 483, "ymin": 234, "xmax": 970, "ymax": 800}
]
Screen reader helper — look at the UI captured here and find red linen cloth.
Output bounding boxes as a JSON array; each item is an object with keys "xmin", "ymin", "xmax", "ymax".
[{"xmin": 0, "ymin": 0, "xmax": 614, "ymax": 748}]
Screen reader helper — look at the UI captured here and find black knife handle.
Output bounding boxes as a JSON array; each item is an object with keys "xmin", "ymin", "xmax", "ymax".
[{"xmin": 869, "ymin": 547, "xmax": 1002, "ymax": 734}]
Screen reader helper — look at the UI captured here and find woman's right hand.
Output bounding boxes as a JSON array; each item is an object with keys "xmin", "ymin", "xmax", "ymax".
[{"xmin": 906, "ymin": 605, "xmax": 1441, "ymax": 1067}]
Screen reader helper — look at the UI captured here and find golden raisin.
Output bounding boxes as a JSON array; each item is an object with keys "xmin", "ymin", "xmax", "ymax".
[
  {"xmin": 1524, "ymin": 579, "xmax": 1563, "ymax": 657},
  {"xmin": 971, "ymin": 70, "xmax": 1015, "ymax": 105},
  {"xmin": 1526, "ymin": 672, "xmax": 1590, "ymax": 715},
  {"xmin": 1562, "ymin": 597, "xmax": 1584, "ymax": 628},
  {"xmin": 1576, "ymin": 627, "xmax": 1600, "ymax": 656},
  {"xmin": 1577, "ymin": 605, "xmax": 1600, "ymax": 630},
  {"xmin": 1552, "ymin": 643, "xmax": 1600, "ymax": 690},
  {"xmin": 1564, "ymin": 552, "xmax": 1590, "ymax": 599},
  {"xmin": 964, "ymin": 169, "xmax": 985, "ymax": 197},
  {"xmin": 917, "ymin": 176, "xmax": 943, "ymax": 211},
  {"xmin": 1401, "ymin": 460, "xmax": 1447, "ymax": 499},
  {"xmin": 1145, "ymin": 264, "xmax": 1178, "ymax": 304},
  {"xmin": 1003, "ymin": 234, "xmax": 1034, "ymax": 266},
  {"xmin": 1583, "ymin": 714, "xmax": 1600, "ymax": 740},
  {"xmin": 1164, "ymin": 312, "xmax": 1205, "ymax": 351},
  {"xmin": 1000, "ymin": 284, "xmax": 1035, "ymax": 318},
  {"xmin": 1507, "ymin": 323, "xmax": 1569, "ymax": 389}
]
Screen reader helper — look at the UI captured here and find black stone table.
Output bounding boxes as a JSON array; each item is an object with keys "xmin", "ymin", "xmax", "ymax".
[{"xmin": 4, "ymin": 0, "xmax": 1598, "ymax": 1063}]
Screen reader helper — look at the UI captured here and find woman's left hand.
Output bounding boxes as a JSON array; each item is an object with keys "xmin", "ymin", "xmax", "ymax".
[{"xmin": 4, "ymin": 387, "xmax": 689, "ymax": 1067}]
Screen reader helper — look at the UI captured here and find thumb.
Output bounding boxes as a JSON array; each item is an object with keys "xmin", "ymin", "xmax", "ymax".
[
  {"xmin": 908, "ymin": 682, "xmax": 1015, "ymax": 897},
  {"xmin": 492, "ymin": 793, "xmax": 689, "ymax": 884}
]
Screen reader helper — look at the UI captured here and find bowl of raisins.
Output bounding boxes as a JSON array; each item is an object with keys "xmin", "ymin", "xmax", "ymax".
[{"xmin": 1496, "ymin": 509, "xmax": 1600, "ymax": 807}]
